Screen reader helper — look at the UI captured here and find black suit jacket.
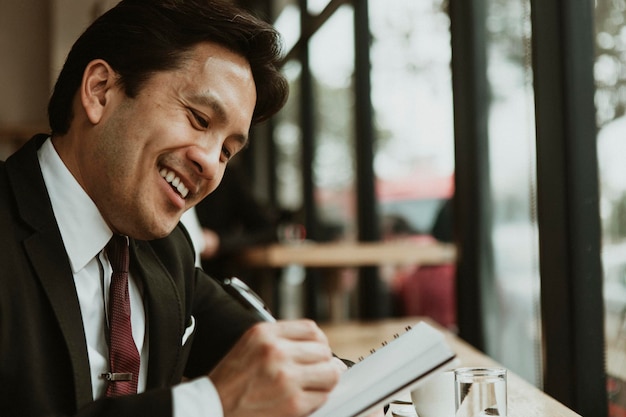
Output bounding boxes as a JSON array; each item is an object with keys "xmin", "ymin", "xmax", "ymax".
[{"xmin": 0, "ymin": 135, "xmax": 260, "ymax": 417}]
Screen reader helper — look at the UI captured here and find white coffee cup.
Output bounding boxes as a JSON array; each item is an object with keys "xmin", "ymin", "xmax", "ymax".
[{"xmin": 410, "ymin": 371, "xmax": 456, "ymax": 417}]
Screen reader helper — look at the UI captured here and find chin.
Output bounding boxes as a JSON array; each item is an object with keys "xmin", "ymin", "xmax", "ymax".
[
  {"xmin": 150, "ymin": 223, "xmax": 178, "ymax": 240},
  {"xmin": 149, "ymin": 230, "xmax": 172, "ymax": 240},
  {"xmin": 129, "ymin": 219, "xmax": 178, "ymax": 241}
]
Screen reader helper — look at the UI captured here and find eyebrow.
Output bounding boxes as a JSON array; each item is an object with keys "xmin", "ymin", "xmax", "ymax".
[{"xmin": 188, "ymin": 92, "xmax": 249, "ymax": 148}]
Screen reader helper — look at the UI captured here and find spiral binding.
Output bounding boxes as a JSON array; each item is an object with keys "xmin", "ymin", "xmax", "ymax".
[{"xmin": 357, "ymin": 325, "xmax": 413, "ymax": 362}]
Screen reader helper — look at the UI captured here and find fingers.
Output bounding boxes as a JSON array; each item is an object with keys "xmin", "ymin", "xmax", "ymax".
[
  {"xmin": 297, "ymin": 360, "xmax": 342, "ymax": 391},
  {"xmin": 286, "ymin": 340, "xmax": 333, "ymax": 364},
  {"xmin": 245, "ymin": 320, "xmax": 333, "ymax": 364},
  {"xmin": 210, "ymin": 320, "xmax": 342, "ymax": 417},
  {"xmin": 241, "ymin": 319, "xmax": 328, "ymax": 347},
  {"xmin": 274, "ymin": 319, "xmax": 329, "ymax": 343}
]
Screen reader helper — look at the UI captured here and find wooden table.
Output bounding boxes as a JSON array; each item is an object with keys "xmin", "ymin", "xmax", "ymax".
[
  {"xmin": 239, "ymin": 240, "xmax": 456, "ymax": 321},
  {"xmin": 239, "ymin": 240, "xmax": 456, "ymax": 268},
  {"xmin": 320, "ymin": 317, "xmax": 582, "ymax": 417}
]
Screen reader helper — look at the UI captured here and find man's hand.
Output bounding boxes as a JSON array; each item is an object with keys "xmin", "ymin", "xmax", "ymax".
[{"xmin": 209, "ymin": 320, "xmax": 342, "ymax": 417}]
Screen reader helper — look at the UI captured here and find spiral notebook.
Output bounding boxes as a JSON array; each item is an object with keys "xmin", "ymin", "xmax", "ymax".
[{"xmin": 310, "ymin": 321, "xmax": 456, "ymax": 417}]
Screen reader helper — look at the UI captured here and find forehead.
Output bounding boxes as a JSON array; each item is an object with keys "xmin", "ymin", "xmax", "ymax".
[
  {"xmin": 136, "ymin": 41, "xmax": 256, "ymax": 114},
  {"xmin": 150, "ymin": 42, "xmax": 256, "ymax": 108},
  {"xmin": 178, "ymin": 42, "xmax": 253, "ymax": 83},
  {"xmin": 142, "ymin": 42, "xmax": 256, "ymax": 132}
]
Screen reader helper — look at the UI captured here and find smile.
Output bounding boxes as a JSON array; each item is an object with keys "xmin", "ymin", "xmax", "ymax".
[{"xmin": 159, "ymin": 168, "xmax": 189, "ymax": 199}]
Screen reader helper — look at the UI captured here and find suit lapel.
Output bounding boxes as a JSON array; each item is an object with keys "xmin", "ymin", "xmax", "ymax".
[
  {"xmin": 6, "ymin": 136, "xmax": 94, "ymax": 408},
  {"xmin": 7, "ymin": 136, "xmax": 185, "ymax": 396},
  {"xmin": 130, "ymin": 240, "xmax": 184, "ymax": 388}
]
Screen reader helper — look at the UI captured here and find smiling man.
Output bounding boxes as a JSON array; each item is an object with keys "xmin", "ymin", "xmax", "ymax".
[
  {"xmin": 53, "ymin": 42, "xmax": 256, "ymax": 240},
  {"xmin": 0, "ymin": 1, "xmax": 347, "ymax": 417}
]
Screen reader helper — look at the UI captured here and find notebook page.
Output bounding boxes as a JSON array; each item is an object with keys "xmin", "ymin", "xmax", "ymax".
[{"xmin": 310, "ymin": 321, "xmax": 456, "ymax": 417}]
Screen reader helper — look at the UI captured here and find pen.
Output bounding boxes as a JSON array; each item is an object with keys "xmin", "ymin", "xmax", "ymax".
[
  {"xmin": 222, "ymin": 278, "xmax": 363, "ymax": 382},
  {"xmin": 222, "ymin": 277, "xmax": 276, "ymax": 322}
]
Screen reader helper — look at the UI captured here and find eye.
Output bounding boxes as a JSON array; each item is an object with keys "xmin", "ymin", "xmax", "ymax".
[
  {"xmin": 189, "ymin": 109, "xmax": 209, "ymax": 129},
  {"xmin": 222, "ymin": 138, "xmax": 246, "ymax": 162},
  {"xmin": 221, "ymin": 145, "xmax": 233, "ymax": 161}
]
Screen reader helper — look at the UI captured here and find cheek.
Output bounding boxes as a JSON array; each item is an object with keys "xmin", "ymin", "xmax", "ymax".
[
  {"xmin": 89, "ymin": 125, "xmax": 147, "ymax": 193},
  {"xmin": 196, "ymin": 172, "xmax": 225, "ymax": 201}
]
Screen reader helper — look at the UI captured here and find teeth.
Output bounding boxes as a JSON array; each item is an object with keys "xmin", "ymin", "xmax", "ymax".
[
  {"xmin": 176, "ymin": 182, "xmax": 188, "ymax": 198},
  {"xmin": 159, "ymin": 168, "xmax": 189, "ymax": 199}
]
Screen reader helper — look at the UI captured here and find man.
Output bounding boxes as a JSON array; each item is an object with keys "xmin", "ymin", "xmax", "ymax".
[{"xmin": 0, "ymin": 1, "xmax": 349, "ymax": 416}]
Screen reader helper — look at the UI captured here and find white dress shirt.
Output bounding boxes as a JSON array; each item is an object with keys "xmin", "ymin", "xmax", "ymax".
[
  {"xmin": 37, "ymin": 138, "xmax": 223, "ymax": 417},
  {"xmin": 180, "ymin": 208, "xmax": 205, "ymax": 268}
]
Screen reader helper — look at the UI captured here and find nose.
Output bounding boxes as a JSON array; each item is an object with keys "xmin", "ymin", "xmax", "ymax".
[{"xmin": 187, "ymin": 141, "xmax": 221, "ymax": 180}]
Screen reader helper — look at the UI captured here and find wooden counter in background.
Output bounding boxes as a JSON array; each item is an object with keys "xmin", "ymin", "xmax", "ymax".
[
  {"xmin": 239, "ymin": 240, "xmax": 457, "ymax": 321},
  {"xmin": 239, "ymin": 240, "xmax": 457, "ymax": 268},
  {"xmin": 320, "ymin": 317, "xmax": 582, "ymax": 417}
]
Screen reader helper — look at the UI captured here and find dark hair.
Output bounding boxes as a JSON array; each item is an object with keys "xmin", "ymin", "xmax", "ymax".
[{"xmin": 48, "ymin": 0, "xmax": 288, "ymax": 134}]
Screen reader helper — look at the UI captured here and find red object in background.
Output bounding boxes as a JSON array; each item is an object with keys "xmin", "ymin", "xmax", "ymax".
[
  {"xmin": 396, "ymin": 263, "xmax": 457, "ymax": 329},
  {"xmin": 376, "ymin": 171, "xmax": 454, "ymax": 202},
  {"xmin": 609, "ymin": 375, "xmax": 626, "ymax": 417}
]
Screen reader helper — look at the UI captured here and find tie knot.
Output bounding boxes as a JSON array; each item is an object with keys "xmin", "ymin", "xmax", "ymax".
[{"xmin": 106, "ymin": 235, "xmax": 129, "ymax": 274}]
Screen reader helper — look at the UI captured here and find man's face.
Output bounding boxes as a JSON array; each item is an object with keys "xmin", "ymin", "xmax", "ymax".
[{"xmin": 78, "ymin": 42, "xmax": 256, "ymax": 239}]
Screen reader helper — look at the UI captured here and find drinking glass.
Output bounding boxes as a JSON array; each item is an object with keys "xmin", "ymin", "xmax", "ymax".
[{"xmin": 454, "ymin": 367, "xmax": 507, "ymax": 417}]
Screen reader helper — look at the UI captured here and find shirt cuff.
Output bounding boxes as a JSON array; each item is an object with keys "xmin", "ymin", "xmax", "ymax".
[{"xmin": 172, "ymin": 377, "xmax": 223, "ymax": 417}]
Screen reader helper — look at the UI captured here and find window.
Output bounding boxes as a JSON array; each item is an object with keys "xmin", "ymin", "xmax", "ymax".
[{"xmin": 595, "ymin": 1, "xmax": 626, "ymax": 413}]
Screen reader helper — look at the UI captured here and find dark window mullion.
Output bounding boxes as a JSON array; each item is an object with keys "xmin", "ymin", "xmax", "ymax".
[
  {"xmin": 530, "ymin": 0, "xmax": 606, "ymax": 415},
  {"xmin": 353, "ymin": 0, "xmax": 385, "ymax": 319},
  {"xmin": 449, "ymin": 0, "xmax": 492, "ymax": 351}
]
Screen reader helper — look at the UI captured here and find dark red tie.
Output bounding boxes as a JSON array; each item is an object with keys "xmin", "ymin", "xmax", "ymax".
[{"xmin": 104, "ymin": 235, "xmax": 140, "ymax": 397}]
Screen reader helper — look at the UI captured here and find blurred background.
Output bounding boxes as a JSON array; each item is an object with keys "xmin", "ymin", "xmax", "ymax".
[{"xmin": 0, "ymin": 0, "xmax": 623, "ymax": 415}]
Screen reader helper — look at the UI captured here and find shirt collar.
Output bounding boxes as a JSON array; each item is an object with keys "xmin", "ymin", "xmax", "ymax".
[{"xmin": 38, "ymin": 138, "xmax": 113, "ymax": 273}]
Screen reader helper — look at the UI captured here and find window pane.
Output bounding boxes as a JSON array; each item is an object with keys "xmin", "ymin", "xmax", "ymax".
[
  {"xmin": 370, "ymin": 0, "xmax": 454, "ymax": 225},
  {"xmin": 370, "ymin": 0, "xmax": 456, "ymax": 326},
  {"xmin": 308, "ymin": 0, "xmax": 331, "ymax": 15},
  {"xmin": 275, "ymin": 60, "xmax": 303, "ymax": 211},
  {"xmin": 274, "ymin": 1, "xmax": 300, "ymax": 53},
  {"xmin": 485, "ymin": 0, "xmax": 542, "ymax": 387},
  {"xmin": 594, "ymin": 1, "xmax": 626, "ymax": 414},
  {"xmin": 309, "ymin": 5, "xmax": 356, "ymax": 240}
]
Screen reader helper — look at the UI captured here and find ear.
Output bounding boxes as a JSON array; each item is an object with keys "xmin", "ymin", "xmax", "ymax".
[{"xmin": 80, "ymin": 59, "xmax": 118, "ymax": 125}]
